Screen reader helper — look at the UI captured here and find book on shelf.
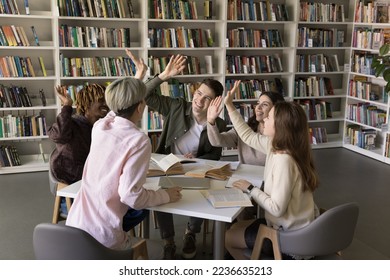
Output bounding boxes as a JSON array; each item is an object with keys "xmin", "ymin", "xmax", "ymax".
[
  {"xmin": 204, "ymin": 0, "xmax": 212, "ymax": 20},
  {"xmin": 147, "ymin": 153, "xmax": 196, "ymax": 177},
  {"xmin": 200, "ymin": 188, "xmax": 253, "ymax": 208},
  {"xmin": 38, "ymin": 57, "xmax": 47, "ymax": 77},
  {"xmin": 374, "ymin": 1, "xmax": 390, "ymax": 23},
  {"xmin": 24, "ymin": 0, "xmax": 29, "ymax": 15},
  {"xmin": 185, "ymin": 161, "xmax": 232, "ymax": 180}
]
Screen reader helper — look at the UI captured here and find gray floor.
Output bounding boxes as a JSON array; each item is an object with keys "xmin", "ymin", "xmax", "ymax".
[{"xmin": 0, "ymin": 148, "xmax": 389, "ymax": 260}]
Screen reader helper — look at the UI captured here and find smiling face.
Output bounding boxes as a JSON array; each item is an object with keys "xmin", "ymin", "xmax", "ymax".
[
  {"xmin": 263, "ymin": 107, "xmax": 275, "ymax": 137},
  {"xmin": 254, "ymin": 95, "xmax": 273, "ymax": 122},
  {"xmin": 85, "ymin": 97, "xmax": 109, "ymax": 125},
  {"xmin": 192, "ymin": 84, "xmax": 216, "ymax": 116}
]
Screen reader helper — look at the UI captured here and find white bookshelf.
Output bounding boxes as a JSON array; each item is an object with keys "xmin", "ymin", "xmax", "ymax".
[{"xmin": 1, "ymin": 0, "xmax": 390, "ymax": 174}]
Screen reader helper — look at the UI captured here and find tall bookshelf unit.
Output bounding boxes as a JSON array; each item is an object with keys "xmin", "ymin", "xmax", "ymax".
[
  {"xmin": 1, "ymin": 0, "xmax": 390, "ymax": 174},
  {"xmin": 0, "ymin": 0, "xmax": 57, "ymax": 174},
  {"xmin": 343, "ymin": 0, "xmax": 390, "ymax": 164}
]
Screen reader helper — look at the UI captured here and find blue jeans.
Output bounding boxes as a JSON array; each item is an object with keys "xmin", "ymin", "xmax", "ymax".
[{"xmin": 122, "ymin": 208, "xmax": 149, "ymax": 232}]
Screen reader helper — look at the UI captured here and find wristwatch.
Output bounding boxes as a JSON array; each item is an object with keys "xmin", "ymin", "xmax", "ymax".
[{"xmin": 246, "ymin": 184, "xmax": 255, "ymax": 194}]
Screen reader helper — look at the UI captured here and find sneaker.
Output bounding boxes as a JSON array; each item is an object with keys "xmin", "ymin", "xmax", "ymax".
[
  {"xmin": 163, "ymin": 244, "xmax": 176, "ymax": 260},
  {"xmin": 182, "ymin": 232, "xmax": 196, "ymax": 259}
]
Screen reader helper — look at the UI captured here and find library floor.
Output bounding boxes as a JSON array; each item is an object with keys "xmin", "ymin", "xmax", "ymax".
[{"xmin": 0, "ymin": 148, "xmax": 389, "ymax": 260}]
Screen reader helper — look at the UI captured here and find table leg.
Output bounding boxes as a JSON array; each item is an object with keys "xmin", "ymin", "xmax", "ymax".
[
  {"xmin": 213, "ymin": 221, "xmax": 226, "ymax": 260},
  {"xmin": 142, "ymin": 211, "xmax": 150, "ymax": 239}
]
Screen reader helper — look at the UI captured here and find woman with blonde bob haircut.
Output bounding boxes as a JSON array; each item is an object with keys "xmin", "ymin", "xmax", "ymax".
[
  {"xmin": 220, "ymin": 80, "xmax": 319, "ymax": 260},
  {"xmin": 66, "ymin": 76, "xmax": 182, "ymax": 252}
]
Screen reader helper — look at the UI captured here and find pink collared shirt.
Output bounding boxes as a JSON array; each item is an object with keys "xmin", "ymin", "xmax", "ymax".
[{"xmin": 66, "ymin": 111, "xmax": 169, "ymax": 249}]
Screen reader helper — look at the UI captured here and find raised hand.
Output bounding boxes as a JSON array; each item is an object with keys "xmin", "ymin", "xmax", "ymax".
[
  {"xmin": 224, "ymin": 80, "xmax": 241, "ymax": 112},
  {"xmin": 55, "ymin": 85, "xmax": 72, "ymax": 107},
  {"xmin": 158, "ymin": 54, "xmax": 187, "ymax": 81},
  {"xmin": 207, "ymin": 96, "xmax": 223, "ymax": 125},
  {"xmin": 125, "ymin": 49, "xmax": 147, "ymax": 80}
]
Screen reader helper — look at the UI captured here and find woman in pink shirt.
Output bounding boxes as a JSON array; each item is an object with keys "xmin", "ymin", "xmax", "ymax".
[{"xmin": 66, "ymin": 77, "xmax": 183, "ymax": 252}]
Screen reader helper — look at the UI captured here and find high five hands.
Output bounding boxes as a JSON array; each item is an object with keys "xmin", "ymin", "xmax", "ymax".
[{"xmin": 125, "ymin": 49, "xmax": 186, "ymax": 81}]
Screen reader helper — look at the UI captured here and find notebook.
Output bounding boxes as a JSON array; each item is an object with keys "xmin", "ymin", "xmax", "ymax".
[{"xmin": 158, "ymin": 177, "xmax": 211, "ymax": 190}]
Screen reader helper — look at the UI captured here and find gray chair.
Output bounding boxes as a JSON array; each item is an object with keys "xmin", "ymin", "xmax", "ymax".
[
  {"xmin": 230, "ymin": 202, "xmax": 359, "ymax": 260},
  {"xmin": 33, "ymin": 223, "xmax": 163, "ymax": 260}
]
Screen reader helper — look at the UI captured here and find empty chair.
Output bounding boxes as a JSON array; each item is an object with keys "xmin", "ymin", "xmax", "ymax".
[
  {"xmin": 228, "ymin": 202, "xmax": 359, "ymax": 260},
  {"xmin": 33, "ymin": 223, "xmax": 163, "ymax": 260}
]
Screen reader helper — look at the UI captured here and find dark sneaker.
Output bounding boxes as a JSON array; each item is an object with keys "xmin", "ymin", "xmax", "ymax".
[
  {"xmin": 182, "ymin": 233, "xmax": 196, "ymax": 259},
  {"xmin": 163, "ymin": 244, "xmax": 176, "ymax": 260}
]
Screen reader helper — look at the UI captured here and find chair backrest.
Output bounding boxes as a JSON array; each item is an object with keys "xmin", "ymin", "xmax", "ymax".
[
  {"xmin": 278, "ymin": 202, "xmax": 359, "ymax": 257},
  {"xmin": 33, "ymin": 223, "xmax": 135, "ymax": 260},
  {"xmin": 48, "ymin": 150, "xmax": 58, "ymax": 196}
]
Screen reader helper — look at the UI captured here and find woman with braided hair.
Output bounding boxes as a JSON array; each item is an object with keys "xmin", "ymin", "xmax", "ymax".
[{"xmin": 48, "ymin": 84, "xmax": 109, "ymax": 185}]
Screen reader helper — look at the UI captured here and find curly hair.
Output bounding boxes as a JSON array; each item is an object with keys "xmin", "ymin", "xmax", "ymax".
[{"xmin": 75, "ymin": 84, "xmax": 106, "ymax": 115}]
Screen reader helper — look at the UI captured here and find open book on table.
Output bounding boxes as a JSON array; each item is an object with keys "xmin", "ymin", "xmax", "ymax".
[
  {"xmin": 147, "ymin": 153, "xmax": 196, "ymax": 177},
  {"xmin": 201, "ymin": 188, "xmax": 253, "ymax": 208},
  {"xmin": 184, "ymin": 161, "xmax": 232, "ymax": 180}
]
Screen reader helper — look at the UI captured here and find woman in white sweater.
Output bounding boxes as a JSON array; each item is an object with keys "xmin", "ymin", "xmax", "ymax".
[{"xmin": 218, "ymin": 80, "xmax": 319, "ymax": 259}]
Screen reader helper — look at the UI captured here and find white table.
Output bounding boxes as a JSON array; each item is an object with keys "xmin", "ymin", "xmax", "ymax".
[{"xmin": 57, "ymin": 163, "xmax": 264, "ymax": 260}]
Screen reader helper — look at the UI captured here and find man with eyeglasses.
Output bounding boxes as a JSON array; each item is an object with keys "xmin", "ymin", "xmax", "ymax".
[{"xmin": 140, "ymin": 55, "xmax": 227, "ymax": 259}]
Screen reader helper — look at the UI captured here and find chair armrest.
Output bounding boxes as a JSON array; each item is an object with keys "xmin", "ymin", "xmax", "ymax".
[
  {"xmin": 250, "ymin": 224, "xmax": 282, "ymax": 260},
  {"xmin": 132, "ymin": 239, "xmax": 149, "ymax": 260}
]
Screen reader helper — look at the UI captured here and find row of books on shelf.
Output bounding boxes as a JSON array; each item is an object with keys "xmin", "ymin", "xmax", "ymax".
[
  {"xmin": 0, "ymin": 0, "xmax": 23, "ymax": 15},
  {"xmin": 297, "ymin": 27, "xmax": 345, "ymax": 48},
  {"xmin": 0, "ymin": 145, "xmax": 21, "ymax": 167},
  {"xmin": 149, "ymin": 0, "xmax": 209, "ymax": 20},
  {"xmin": 296, "ymin": 53, "xmax": 340, "ymax": 73},
  {"xmin": 148, "ymin": 110, "xmax": 164, "ymax": 130},
  {"xmin": 297, "ymin": 99, "xmax": 333, "ymax": 121},
  {"xmin": 348, "ymin": 77, "xmax": 388, "ymax": 102},
  {"xmin": 226, "ymin": 28, "xmax": 284, "ymax": 48},
  {"xmin": 352, "ymin": 52, "xmax": 376, "ymax": 75},
  {"xmin": 299, "ymin": 2, "xmax": 345, "ymax": 22},
  {"xmin": 58, "ymin": 25, "xmax": 131, "ymax": 48},
  {"xmin": 227, "ymin": 0, "xmax": 289, "ymax": 22},
  {"xmin": 345, "ymin": 124, "xmax": 377, "ymax": 150},
  {"xmin": 346, "ymin": 103, "xmax": 387, "ymax": 128},
  {"xmin": 156, "ymin": 80, "xmax": 199, "ymax": 101},
  {"xmin": 0, "ymin": 113, "xmax": 47, "ymax": 138},
  {"xmin": 352, "ymin": 28, "xmax": 390, "ymax": 50},
  {"xmin": 226, "ymin": 54, "xmax": 283, "ymax": 75},
  {"xmin": 0, "ymin": 56, "xmax": 39, "ymax": 78},
  {"xmin": 294, "ymin": 76, "xmax": 334, "ymax": 97},
  {"xmin": 226, "ymin": 78, "xmax": 284, "ymax": 99},
  {"xmin": 60, "ymin": 56, "xmax": 136, "ymax": 77},
  {"xmin": 354, "ymin": 0, "xmax": 390, "ymax": 23},
  {"xmin": 309, "ymin": 127, "xmax": 328, "ymax": 144},
  {"xmin": 0, "ymin": 25, "xmax": 32, "ymax": 47},
  {"xmin": 0, "ymin": 84, "xmax": 33, "ymax": 108},
  {"xmin": 148, "ymin": 27, "xmax": 213, "ymax": 48},
  {"xmin": 57, "ymin": 0, "xmax": 134, "ymax": 18},
  {"xmin": 148, "ymin": 55, "xmax": 203, "ymax": 76}
]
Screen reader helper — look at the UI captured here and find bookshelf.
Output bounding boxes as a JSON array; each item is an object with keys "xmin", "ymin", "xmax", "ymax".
[
  {"xmin": 343, "ymin": 0, "xmax": 390, "ymax": 164},
  {"xmin": 2, "ymin": 0, "xmax": 390, "ymax": 174},
  {"xmin": 0, "ymin": 0, "xmax": 56, "ymax": 174}
]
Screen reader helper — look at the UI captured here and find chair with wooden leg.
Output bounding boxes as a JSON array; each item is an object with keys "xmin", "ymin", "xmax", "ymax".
[{"xmin": 48, "ymin": 151, "xmax": 71, "ymax": 224}]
